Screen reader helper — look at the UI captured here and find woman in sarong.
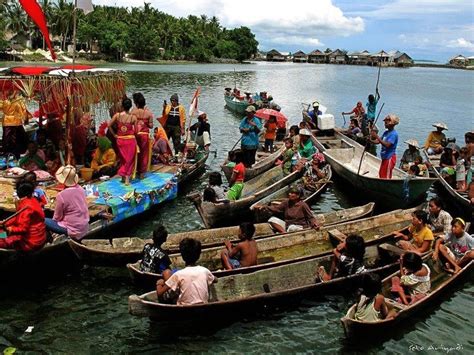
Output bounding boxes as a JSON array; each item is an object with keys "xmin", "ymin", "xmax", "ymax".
[
  {"xmin": 108, "ymin": 98, "xmax": 138, "ymax": 185},
  {"xmin": 131, "ymin": 93, "xmax": 153, "ymax": 179}
]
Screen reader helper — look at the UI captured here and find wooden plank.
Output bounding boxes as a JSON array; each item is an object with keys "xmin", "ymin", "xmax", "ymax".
[{"xmin": 328, "ymin": 229, "xmax": 348, "ymax": 243}]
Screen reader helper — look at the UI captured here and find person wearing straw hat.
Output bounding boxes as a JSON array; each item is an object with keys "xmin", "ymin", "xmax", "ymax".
[
  {"xmin": 424, "ymin": 123, "xmax": 448, "ymax": 155},
  {"xmin": 400, "ymin": 139, "xmax": 422, "ymax": 172},
  {"xmin": 44, "ymin": 165, "xmax": 89, "ymax": 240},
  {"xmin": 371, "ymin": 114, "xmax": 399, "ymax": 179}
]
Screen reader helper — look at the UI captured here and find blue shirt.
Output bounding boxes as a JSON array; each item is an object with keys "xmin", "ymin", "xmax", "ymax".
[
  {"xmin": 366, "ymin": 98, "xmax": 378, "ymax": 121},
  {"xmin": 307, "ymin": 110, "xmax": 322, "ymax": 122},
  {"xmin": 380, "ymin": 129, "xmax": 398, "ymax": 160},
  {"xmin": 240, "ymin": 116, "xmax": 262, "ymax": 148}
]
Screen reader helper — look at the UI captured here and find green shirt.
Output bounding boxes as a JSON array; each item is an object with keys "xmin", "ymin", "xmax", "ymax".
[{"xmin": 299, "ymin": 139, "xmax": 316, "ymax": 159}]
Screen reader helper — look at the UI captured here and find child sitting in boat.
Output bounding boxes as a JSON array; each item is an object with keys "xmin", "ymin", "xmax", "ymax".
[
  {"xmin": 156, "ymin": 238, "xmax": 215, "ymax": 305},
  {"xmin": 317, "ymin": 234, "xmax": 366, "ymax": 282},
  {"xmin": 208, "ymin": 172, "xmax": 226, "ymax": 200},
  {"xmin": 221, "ymin": 222, "xmax": 258, "ymax": 270},
  {"xmin": 303, "ymin": 153, "xmax": 328, "ymax": 191},
  {"xmin": 227, "ymin": 150, "xmax": 246, "ymax": 201},
  {"xmin": 23, "ymin": 171, "xmax": 48, "ymax": 208},
  {"xmin": 433, "ymin": 218, "xmax": 474, "ymax": 274},
  {"xmin": 276, "ymin": 138, "xmax": 296, "ymax": 175},
  {"xmin": 394, "ymin": 210, "xmax": 434, "ymax": 255},
  {"xmin": 140, "ymin": 225, "xmax": 172, "ymax": 274},
  {"xmin": 353, "ymin": 273, "xmax": 396, "ymax": 322},
  {"xmin": 391, "ymin": 252, "xmax": 430, "ymax": 305}
]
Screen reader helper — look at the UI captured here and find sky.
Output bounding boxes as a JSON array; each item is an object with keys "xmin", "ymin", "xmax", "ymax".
[{"xmin": 92, "ymin": 0, "xmax": 474, "ymax": 61}]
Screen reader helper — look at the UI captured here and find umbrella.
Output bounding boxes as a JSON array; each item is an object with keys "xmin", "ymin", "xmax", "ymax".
[{"xmin": 255, "ymin": 108, "xmax": 288, "ymax": 129}]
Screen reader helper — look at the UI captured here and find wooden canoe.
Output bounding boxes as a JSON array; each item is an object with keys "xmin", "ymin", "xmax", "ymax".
[
  {"xmin": 190, "ymin": 165, "xmax": 304, "ymax": 228},
  {"xmin": 0, "ymin": 235, "xmax": 79, "ymax": 281},
  {"xmin": 313, "ymin": 132, "xmax": 436, "ymax": 208},
  {"xmin": 128, "ymin": 239, "xmax": 403, "ymax": 321},
  {"xmin": 126, "ymin": 208, "xmax": 415, "ymax": 287},
  {"xmin": 423, "ymin": 150, "xmax": 472, "ymax": 213},
  {"xmin": 67, "ymin": 203, "xmax": 375, "ymax": 267},
  {"xmin": 341, "ymin": 257, "xmax": 474, "ymax": 339},
  {"xmin": 221, "ymin": 146, "xmax": 284, "ymax": 182},
  {"xmin": 224, "ymin": 94, "xmax": 250, "ymax": 115},
  {"xmin": 250, "ymin": 165, "xmax": 333, "ymax": 222}
]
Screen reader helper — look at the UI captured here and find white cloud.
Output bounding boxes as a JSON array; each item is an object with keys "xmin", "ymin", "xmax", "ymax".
[
  {"xmin": 446, "ymin": 38, "xmax": 474, "ymax": 51},
  {"xmin": 361, "ymin": 0, "xmax": 472, "ymax": 19},
  {"xmin": 269, "ymin": 36, "xmax": 324, "ymax": 47},
  {"xmin": 92, "ymin": 0, "xmax": 364, "ymax": 47}
]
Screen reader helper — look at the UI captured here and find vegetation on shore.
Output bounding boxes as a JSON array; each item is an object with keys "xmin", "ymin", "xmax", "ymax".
[{"xmin": 0, "ymin": 1, "xmax": 259, "ymax": 63}]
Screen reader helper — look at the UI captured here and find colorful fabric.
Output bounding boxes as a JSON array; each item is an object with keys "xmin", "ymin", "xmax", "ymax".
[
  {"xmin": 429, "ymin": 210, "xmax": 452, "ymax": 234},
  {"xmin": 91, "ymin": 148, "xmax": 116, "ymax": 172},
  {"xmin": 117, "ymin": 122, "xmax": 137, "ymax": 177},
  {"xmin": 380, "ymin": 130, "xmax": 398, "ymax": 160},
  {"xmin": 264, "ymin": 122, "xmax": 277, "ymax": 140},
  {"xmin": 227, "ymin": 182, "xmax": 244, "ymax": 200},
  {"xmin": 400, "ymin": 263, "xmax": 431, "ymax": 295},
  {"xmin": 94, "ymin": 172, "xmax": 177, "ymax": 223},
  {"xmin": 366, "ymin": 98, "xmax": 378, "ymax": 121},
  {"xmin": 0, "ymin": 97, "xmax": 32, "ymax": 127},
  {"xmin": 443, "ymin": 232, "xmax": 474, "ymax": 259},
  {"xmin": 379, "ymin": 154, "xmax": 397, "ymax": 179},
  {"xmin": 299, "ymin": 139, "xmax": 316, "ymax": 159},
  {"xmin": 0, "ymin": 197, "xmax": 46, "ymax": 252},
  {"xmin": 19, "ymin": 150, "xmax": 46, "ymax": 171},
  {"xmin": 137, "ymin": 133, "xmax": 151, "ymax": 174}
]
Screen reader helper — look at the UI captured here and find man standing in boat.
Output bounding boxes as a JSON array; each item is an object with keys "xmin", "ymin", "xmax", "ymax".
[
  {"xmin": 239, "ymin": 106, "xmax": 262, "ymax": 167},
  {"xmin": 371, "ymin": 114, "xmax": 399, "ymax": 179},
  {"xmin": 161, "ymin": 94, "xmax": 186, "ymax": 154}
]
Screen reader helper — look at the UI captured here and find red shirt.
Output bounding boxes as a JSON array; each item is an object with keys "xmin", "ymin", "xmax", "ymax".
[
  {"xmin": 4, "ymin": 197, "xmax": 46, "ymax": 251},
  {"xmin": 233, "ymin": 162, "xmax": 246, "ymax": 182},
  {"xmin": 265, "ymin": 122, "xmax": 277, "ymax": 140}
]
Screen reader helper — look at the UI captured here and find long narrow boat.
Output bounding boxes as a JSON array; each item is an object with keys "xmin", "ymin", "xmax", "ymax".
[
  {"xmin": 423, "ymin": 150, "xmax": 472, "ymax": 213},
  {"xmin": 250, "ymin": 166, "xmax": 333, "ymax": 222},
  {"xmin": 190, "ymin": 165, "xmax": 304, "ymax": 228},
  {"xmin": 224, "ymin": 94, "xmax": 251, "ymax": 115},
  {"xmin": 340, "ymin": 257, "xmax": 474, "ymax": 339},
  {"xmin": 126, "ymin": 208, "xmax": 415, "ymax": 286},
  {"xmin": 221, "ymin": 146, "xmax": 284, "ymax": 182},
  {"xmin": 0, "ymin": 236, "xmax": 78, "ymax": 281},
  {"xmin": 128, "ymin": 240, "xmax": 402, "ymax": 321},
  {"xmin": 67, "ymin": 203, "xmax": 375, "ymax": 267},
  {"xmin": 314, "ymin": 132, "xmax": 436, "ymax": 208}
]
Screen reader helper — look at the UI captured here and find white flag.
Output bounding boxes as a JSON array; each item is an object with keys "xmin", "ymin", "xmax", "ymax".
[{"xmin": 77, "ymin": 0, "xmax": 93, "ymax": 15}]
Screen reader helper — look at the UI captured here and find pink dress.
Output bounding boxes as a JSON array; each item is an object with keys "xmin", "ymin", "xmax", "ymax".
[
  {"xmin": 132, "ymin": 108, "xmax": 153, "ymax": 174},
  {"xmin": 116, "ymin": 120, "xmax": 137, "ymax": 177}
]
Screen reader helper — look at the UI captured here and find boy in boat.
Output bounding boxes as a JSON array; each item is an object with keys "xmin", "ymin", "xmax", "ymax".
[
  {"xmin": 316, "ymin": 234, "xmax": 366, "ymax": 282},
  {"xmin": 221, "ymin": 222, "xmax": 258, "ymax": 270},
  {"xmin": 227, "ymin": 150, "xmax": 246, "ymax": 201},
  {"xmin": 156, "ymin": 238, "xmax": 215, "ymax": 305},
  {"xmin": 140, "ymin": 225, "xmax": 172, "ymax": 274},
  {"xmin": 391, "ymin": 252, "xmax": 430, "ymax": 305},
  {"xmin": 433, "ymin": 218, "xmax": 474, "ymax": 274}
]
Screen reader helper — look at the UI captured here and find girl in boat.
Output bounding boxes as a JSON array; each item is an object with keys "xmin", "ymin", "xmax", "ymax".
[
  {"xmin": 394, "ymin": 210, "xmax": 434, "ymax": 254},
  {"xmin": 427, "ymin": 197, "xmax": 453, "ymax": 235},
  {"xmin": 108, "ymin": 98, "xmax": 138, "ymax": 185},
  {"xmin": 44, "ymin": 165, "xmax": 89, "ymax": 241},
  {"xmin": 317, "ymin": 234, "xmax": 366, "ymax": 282},
  {"xmin": 227, "ymin": 150, "xmax": 246, "ymax": 201},
  {"xmin": 433, "ymin": 218, "xmax": 474, "ymax": 274},
  {"xmin": 391, "ymin": 252, "xmax": 430, "ymax": 305},
  {"xmin": 131, "ymin": 93, "xmax": 153, "ymax": 179},
  {"xmin": 0, "ymin": 181, "xmax": 46, "ymax": 252},
  {"xmin": 208, "ymin": 172, "xmax": 226, "ymax": 200},
  {"xmin": 352, "ymin": 273, "xmax": 396, "ymax": 322}
]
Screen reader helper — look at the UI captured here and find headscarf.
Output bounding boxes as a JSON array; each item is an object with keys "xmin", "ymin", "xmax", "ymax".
[{"xmin": 97, "ymin": 137, "xmax": 112, "ymax": 161}]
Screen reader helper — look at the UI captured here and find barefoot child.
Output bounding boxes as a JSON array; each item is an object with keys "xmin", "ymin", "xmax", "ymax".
[
  {"xmin": 156, "ymin": 238, "xmax": 215, "ymax": 305},
  {"xmin": 394, "ymin": 210, "xmax": 434, "ymax": 254},
  {"xmin": 317, "ymin": 234, "xmax": 366, "ymax": 281},
  {"xmin": 391, "ymin": 252, "xmax": 430, "ymax": 305},
  {"xmin": 433, "ymin": 218, "xmax": 474, "ymax": 274},
  {"xmin": 221, "ymin": 222, "xmax": 258, "ymax": 270},
  {"xmin": 140, "ymin": 225, "xmax": 172, "ymax": 274},
  {"xmin": 353, "ymin": 273, "xmax": 397, "ymax": 321}
]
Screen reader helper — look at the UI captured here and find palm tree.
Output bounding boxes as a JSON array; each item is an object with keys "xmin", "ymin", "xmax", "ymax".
[{"xmin": 52, "ymin": 0, "xmax": 73, "ymax": 51}]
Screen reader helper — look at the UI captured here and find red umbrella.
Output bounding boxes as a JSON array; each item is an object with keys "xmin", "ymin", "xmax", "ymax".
[{"xmin": 255, "ymin": 108, "xmax": 288, "ymax": 129}]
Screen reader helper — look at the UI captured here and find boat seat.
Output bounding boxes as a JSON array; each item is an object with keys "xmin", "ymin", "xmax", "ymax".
[
  {"xmin": 378, "ymin": 243, "xmax": 405, "ymax": 256},
  {"xmin": 328, "ymin": 229, "xmax": 348, "ymax": 243}
]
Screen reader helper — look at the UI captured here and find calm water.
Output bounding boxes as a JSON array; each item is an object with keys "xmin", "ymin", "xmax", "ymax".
[{"xmin": 1, "ymin": 63, "xmax": 473, "ymax": 353}]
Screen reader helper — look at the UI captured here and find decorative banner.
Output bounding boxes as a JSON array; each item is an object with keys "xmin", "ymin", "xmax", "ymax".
[
  {"xmin": 19, "ymin": 0, "xmax": 56, "ymax": 60},
  {"xmin": 188, "ymin": 87, "xmax": 201, "ymax": 118}
]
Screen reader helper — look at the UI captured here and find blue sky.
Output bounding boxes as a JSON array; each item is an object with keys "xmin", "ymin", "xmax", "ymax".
[{"xmin": 93, "ymin": 0, "xmax": 474, "ymax": 61}]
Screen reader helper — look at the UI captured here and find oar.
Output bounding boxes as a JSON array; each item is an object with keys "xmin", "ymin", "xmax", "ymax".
[
  {"xmin": 0, "ymin": 207, "xmax": 28, "ymax": 226},
  {"xmin": 357, "ymin": 102, "xmax": 385, "ymax": 176},
  {"xmin": 229, "ymin": 136, "xmax": 242, "ymax": 152}
]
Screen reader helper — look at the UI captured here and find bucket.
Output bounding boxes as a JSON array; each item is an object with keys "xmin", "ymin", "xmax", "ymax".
[{"xmin": 80, "ymin": 167, "xmax": 94, "ymax": 181}]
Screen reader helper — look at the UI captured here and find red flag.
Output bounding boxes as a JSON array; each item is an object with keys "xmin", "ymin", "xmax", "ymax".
[{"xmin": 19, "ymin": 0, "xmax": 56, "ymax": 61}]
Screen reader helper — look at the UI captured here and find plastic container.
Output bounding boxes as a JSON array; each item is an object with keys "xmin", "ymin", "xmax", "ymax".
[
  {"xmin": 317, "ymin": 114, "xmax": 335, "ymax": 130},
  {"xmin": 80, "ymin": 167, "xmax": 94, "ymax": 181}
]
